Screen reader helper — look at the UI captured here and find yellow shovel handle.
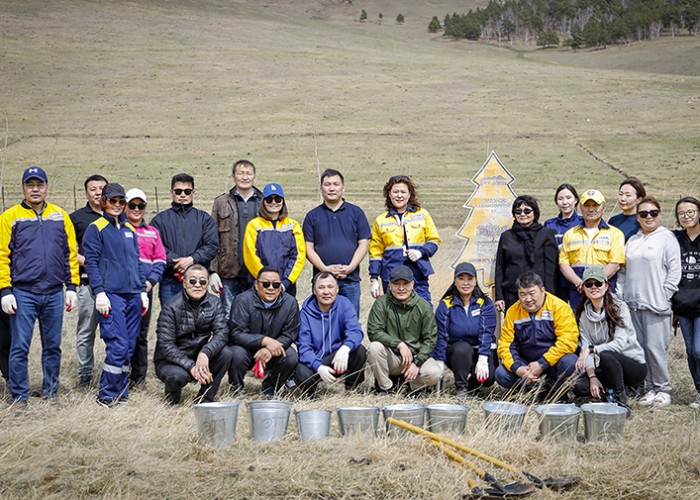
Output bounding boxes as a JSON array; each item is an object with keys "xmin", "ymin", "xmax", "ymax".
[{"xmin": 430, "ymin": 440, "xmax": 479, "ymax": 490}]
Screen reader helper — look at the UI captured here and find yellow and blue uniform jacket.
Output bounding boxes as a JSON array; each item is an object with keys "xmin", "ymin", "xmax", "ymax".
[
  {"xmin": 243, "ymin": 216, "xmax": 305, "ymax": 290},
  {"xmin": 0, "ymin": 200, "xmax": 79, "ymax": 297},
  {"xmin": 497, "ymin": 292, "xmax": 579, "ymax": 373},
  {"xmin": 559, "ymin": 220, "xmax": 625, "ymax": 281},
  {"xmin": 369, "ymin": 206, "xmax": 440, "ymax": 282},
  {"xmin": 434, "ymin": 294, "xmax": 497, "ymax": 361}
]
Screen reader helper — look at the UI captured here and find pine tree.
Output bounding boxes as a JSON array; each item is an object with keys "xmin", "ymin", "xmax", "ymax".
[
  {"xmin": 396, "ymin": 13, "xmax": 405, "ymax": 24},
  {"xmin": 359, "ymin": 9, "xmax": 367, "ymax": 23},
  {"xmin": 428, "ymin": 16, "xmax": 442, "ymax": 33}
]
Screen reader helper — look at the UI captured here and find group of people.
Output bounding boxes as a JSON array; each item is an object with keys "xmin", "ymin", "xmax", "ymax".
[{"xmin": 0, "ymin": 164, "xmax": 698, "ymax": 412}]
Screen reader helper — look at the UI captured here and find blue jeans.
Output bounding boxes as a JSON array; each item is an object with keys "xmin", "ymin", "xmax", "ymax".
[
  {"xmin": 158, "ymin": 277, "xmax": 183, "ymax": 307},
  {"xmin": 679, "ymin": 316, "xmax": 700, "ymax": 392},
  {"xmin": 338, "ymin": 280, "xmax": 361, "ymax": 318},
  {"xmin": 221, "ymin": 277, "xmax": 251, "ymax": 321},
  {"xmin": 9, "ymin": 288, "xmax": 64, "ymax": 401}
]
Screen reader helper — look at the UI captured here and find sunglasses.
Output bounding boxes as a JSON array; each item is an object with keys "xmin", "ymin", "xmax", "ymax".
[
  {"xmin": 638, "ymin": 209, "xmax": 660, "ymax": 219},
  {"xmin": 107, "ymin": 198, "xmax": 126, "ymax": 206},
  {"xmin": 583, "ymin": 280, "xmax": 604, "ymax": 289},
  {"xmin": 264, "ymin": 195, "xmax": 283, "ymax": 204},
  {"xmin": 514, "ymin": 208, "xmax": 533, "ymax": 216},
  {"xmin": 257, "ymin": 280, "xmax": 282, "ymax": 289},
  {"xmin": 677, "ymin": 209, "xmax": 697, "ymax": 219},
  {"xmin": 187, "ymin": 277, "xmax": 208, "ymax": 286},
  {"xmin": 128, "ymin": 202, "xmax": 147, "ymax": 210},
  {"xmin": 173, "ymin": 188, "xmax": 193, "ymax": 196}
]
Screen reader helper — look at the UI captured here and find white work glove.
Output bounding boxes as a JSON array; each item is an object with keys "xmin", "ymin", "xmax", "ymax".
[
  {"xmin": 65, "ymin": 290, "xmax": 78, "ymax": 312},
  {"xmin": 209, "ymin": 272, "xmax": 223, "ymax": 294},
  {"xmin": 1, "ymin": 294, "xmax": 17, "ymax": 315},
  {"xmin": 406, "ymin": 249, "xmax": 422, "ymax": 262},
  {"xmin": 317, "ymin": 365, "xmax": 337, "ymax": 385},
  {"xmin": 370, "ymin": 279, "xmax": 382, "ymax": 299},
  {"xmin": 332, "ymin": 345, "xmax": 351, "ymax": 375},
  {"xmin": 141, "ymin": 292, "xmax": 149, "ymax": 317},
  {"xmin": 95, "ymin": 292, "xmax": 111, "ymax": 317},
  {"xmin": 475, "ymin": 355, "xmax": 489, "ymax": 383},
  {"xmin": 435, "ymin": 360, "xmax": 445, "ymax": 372}
]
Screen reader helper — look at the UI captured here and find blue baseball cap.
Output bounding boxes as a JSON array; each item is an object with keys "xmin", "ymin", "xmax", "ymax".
[
  {"xmin": 22, "ymin": 166, "xmax": 48, "ymax": 183},
  {"xmin": 454, "ymin": 262, "xmax": 477, "ymax": 277},
  {"xmin": 262, "ymin": 183, "xmax": 285, "ymax": 198}
]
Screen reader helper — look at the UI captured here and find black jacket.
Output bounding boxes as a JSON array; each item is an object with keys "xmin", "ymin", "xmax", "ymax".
[
  {"xmin": 229, "ymin": 289, "xmax": 300, "ymax": 350},
  {"xmin": 151, "ymin": 202, "xmax": 219, "ymax": 279},
  {"xmin": 153, "ymin": 291, "xmax": 228, "ymax": 371},
  {"xmin": 672, "ymin": 229, "xmax": 700, "ymax": 316}
]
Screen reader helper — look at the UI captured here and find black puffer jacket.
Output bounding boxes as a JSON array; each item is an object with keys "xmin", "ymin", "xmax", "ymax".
[
  {"xmin": 229, "ymin": 289, "xmax": 300, "ymax": 350},
  {"xmin": 154, "ymin": 291, "xmax": 228, "ymax": 371}
]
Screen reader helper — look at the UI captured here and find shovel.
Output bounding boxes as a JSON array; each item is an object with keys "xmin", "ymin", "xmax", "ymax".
[{"xmin": 386, "ymin": 417, "xmax": 579, "ymax": 491}]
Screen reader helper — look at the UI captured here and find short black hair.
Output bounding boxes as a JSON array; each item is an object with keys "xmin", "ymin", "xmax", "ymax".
[
  {"xmin": 257, "ymin": 266, "xmax": 281, "ymax": 279},
  {"xmin": 312, "ymin": 271, "xmax": 337, "ymax": 287},
  {"xmin": 171, "ymin": 173, "xmax": 195, "ymax": 190},
  {"xmin": 320, "ymin": 169, "xmax": 344, "ymax": 184},
  {"xmin": 84, "ymin": 174, "xmax": 108, "ymax": 190},
  {"xmin": 232, "ymin": 160, "xmax": 256, "ymax": 175},
  {"xmin": 516, "ymin": 271, "xmax": 544, "ymax": 290},
  {"xmin": 512, "ymin": 195, "xmax": 541, "ymax": 222},
  {"xmin": 184, "ymin": 263, "xmax": 208, "ymax": 279}
]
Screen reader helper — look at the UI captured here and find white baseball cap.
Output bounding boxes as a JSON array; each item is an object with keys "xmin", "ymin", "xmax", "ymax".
[{"xmin": 125, "ymin": 188, "xmax": 147, "ymax": 203}]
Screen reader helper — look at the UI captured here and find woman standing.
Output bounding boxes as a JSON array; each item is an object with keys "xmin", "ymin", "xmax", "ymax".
[
  {"xmin": 609, "ymin": 177, "xmax": 646, "ymax": 241},
  {"xmin": 495, "ymin": 195, "xmax": 558, "ymax": 312},
  {"xmin": 672, "ymin": 196, "xmax": 700, "ymax": 408},
  {"xmin": 623, "ymin": 197, "xmax": 681, "ymax": 407},
  {"xmin": 434, "ymin": 262, "xmax": 497, "ymax": 400},
  {"xmin": 369, "ymin": 175, "xmax": 440, "ymax": 302},
  {"xmin": 243, "ymin": 183, "xmax": 305, "ymax": 297},
  {"xmin": 574, "ymin": 266, "xmax": 646, "ymax": 408},
  {"xmin": 544, "ymin": 184, "xmax": 583, "ymax": 302}
]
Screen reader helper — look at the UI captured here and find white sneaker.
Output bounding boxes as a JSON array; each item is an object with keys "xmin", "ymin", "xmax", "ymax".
[
  {"xmin": 639, "ymin": 390, "xmax": 657, "ymax": 406},
  {"xmin": 689, "ymin": 393, "xmax": 700, "ymax": 409},
  {"xmin": 651, "ymin": 392, "xmax": 671, "ymax": 407}
]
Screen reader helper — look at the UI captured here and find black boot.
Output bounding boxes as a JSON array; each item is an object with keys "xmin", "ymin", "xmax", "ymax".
[{"xmin": 611, "ymin": 388, "xmax": 632, "ymax": 418}]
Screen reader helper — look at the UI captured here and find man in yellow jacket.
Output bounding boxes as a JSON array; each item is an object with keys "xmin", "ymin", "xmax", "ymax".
[{"xmin": 496, "ymin": 271, "xmax": 579, "ymax": 401}]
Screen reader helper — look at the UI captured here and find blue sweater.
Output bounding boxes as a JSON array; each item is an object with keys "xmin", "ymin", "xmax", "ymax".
[{"xmin": 433, "ymin": 294, "xmax": 497, "ymax": 360}]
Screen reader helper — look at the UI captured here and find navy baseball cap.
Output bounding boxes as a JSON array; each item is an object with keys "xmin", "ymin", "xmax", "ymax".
[
  {"xmin": 389, "ymin": 265, "xmax": 414, "ymax": 283},
  {"xmin": 454, "ymin": 262, "xmax": 477, "ymax": 277},
  {"xmin": 22, "ymin": 166, "xmax": 48, "ymax": 183},
  {"xmin": 262, "ymin": 183, "xmax": 285, "ymax": 198},
  {"xmin": 102, "ymin": 183, "xmax": 126, "ymax": 199}
]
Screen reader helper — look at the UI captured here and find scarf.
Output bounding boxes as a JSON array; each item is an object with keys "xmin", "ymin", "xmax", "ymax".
[{"xmin": 511, "ymin": 221, "xmax": 543, "ymax": 267}]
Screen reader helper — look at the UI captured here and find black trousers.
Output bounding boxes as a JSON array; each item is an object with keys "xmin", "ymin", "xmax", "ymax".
[
  {"xmin": 0, "ymin": 310, "xmax": 10, "ymax": 380},
  {"xmin": 129, "ymin": 291, "xmax": 153, "ymax": 383},
  {"xmin": 228, "ymin": 345, "xmax": 298, "ymax": 395},
  {"xmin": 574, "ymin": 350, "xmax": 647, "ymax": 396},
  {"xmin": 294, "ymin": 345, "xmax": 367, "ymax": 397},
  {"xmin": 155, "ymin": 346, "xmax": 234, "ymax": 403},
  {"xmin": 445, "ymin": 342, "xmax": 497, "ymax": 390}
]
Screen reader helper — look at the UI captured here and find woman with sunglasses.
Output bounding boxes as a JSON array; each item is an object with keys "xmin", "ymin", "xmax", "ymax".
[
  {"xmin": 82, "ymin": 183, "xmax": 148, "ymax": 407},
  {"xmin": 369, "ymin": 175, "xmax": 440, "ymax": 302},
  {"xmin": 574, "ymin": 265, "xmax": 646, "ymax": 409},
  {"xmin": 609, "ymin": 177, "xmax": 647, "ymax": 241},
  {"xmin": 623, "ymin": 197, "xmax": 681, "ymax": 407},
  {"xmin": 671, "ymin": 196, "xmax": 700, "ymax": 408},
  {"xmin": 494, "ymin": 195, "xmax": 558, "ymax": 312},
  {"xmin": 243, "ymin": 183, "xmax": 305, "ymax": 296}
]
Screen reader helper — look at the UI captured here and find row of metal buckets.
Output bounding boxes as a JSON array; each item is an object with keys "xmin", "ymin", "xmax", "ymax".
[{"xmin": 194, "ymin": 400, "xmax": 628, "ymax": 447}]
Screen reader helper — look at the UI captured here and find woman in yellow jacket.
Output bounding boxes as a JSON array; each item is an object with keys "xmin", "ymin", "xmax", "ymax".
[
  {"xmin": 369, "ymin": 175, "xmax": 440, "ymax": 302},
  {"xmin": 243, "ymin": 183, "xmax": 305, "ymax": 297}
]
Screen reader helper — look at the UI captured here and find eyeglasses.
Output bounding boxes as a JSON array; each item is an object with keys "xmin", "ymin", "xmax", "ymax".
[
  {"xmin": 173, "ymin": 188, "xmax": 193, "ymax": 196},
  {"xmin": 677, "ymin": 209, "xmax": 697, "ymax": 219},
  {"xmin": 514, "ymin": 208, "xmax": 533, "ymax": 216},
  {"xmin": 187, "ymin": 277, "xmax": 208, "ymax": 286},
  {"xmin": 128, "ymin": 202, "xmax": 147, "ymax": 210},
  {"xmin": 583, "ymin": 280, "xmax": 604, "ymax": 289},
  {"xmin": 257, "ymin": 280, "xmax": 282, "ymax": 289},
  {"xmin": 107, "ymin": 198, "xmax": 126, "ymax": 206},
  {"xmin": 264, "ymin": 195, "xmax": 283, "ymax": 204},
  {"xmin": 638, "ymin": 209, "xmax": 660, "ymax": 219}
]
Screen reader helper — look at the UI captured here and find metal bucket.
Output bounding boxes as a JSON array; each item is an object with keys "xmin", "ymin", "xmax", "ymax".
[
  {"xmin": 295, "ymin": 409, "xmax": 331, "ymax": 441},
  {"xmin": 482, "ymin": 401, "xmax": 528, "ymax": 434},
  {"xmin": 534, "ymin": 404, "xmax": 581, "ymax": 441},
  {"xmin": 337, "ymin": 406, "xmax": 380, "ymax": 439},
  {"xmin": 581, "ymin": 403, "xmax": 627, "ymax": 442},
  {"xmin": 247, "ymin": 400, "xmax": 291, "ymax": 442},
  {"xmin": 426, "ymin": 403, "xmax": 470, "ymax": 435},
  {"xmin": 193, "ymin": 401, "xmax": 239, "ymax": 448},
  {"xmin": 382, "ymin": 404, "xmax": 425, "ymax": 437}
]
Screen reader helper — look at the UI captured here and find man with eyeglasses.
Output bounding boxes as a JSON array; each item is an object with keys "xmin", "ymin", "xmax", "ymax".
[
  {"xmin": 154, "ymin": 264, "xmax": 233, "ymax": 404},
  {"xmin": 496, "ymin": 271, "xmax": 579, "ymax": 402},
  {"xmin": 151, "ymin": 173, "xmax": 219, "ymax": 306},
  {"xmin": 559, "ymin": 189, "xmax": 626, "ymax": 310},
  {"xmin": 69, "ymin": 174, "xmax": 108, "ymax": 387},
  {"xmin": 0, "ymin": 167, "xmax": 80, "ymax": 409},
  {"xmin": 228, "ymin": 266, "xmax": 300, "ymax": 397},
  {"xmin": 124, "ymin": 188, "xmax": 166, "ymax": 391},
  {"xmin": 209, "ymin": 160, "xmax": 263, "ymax": 318}
]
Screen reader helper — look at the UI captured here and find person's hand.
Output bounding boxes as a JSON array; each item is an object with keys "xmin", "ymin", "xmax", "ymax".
[
  {"xmin": 528, "ymin": 361, "xmax": 544, "ymax": 378},
  {"xmin": 515, "ymin": 365, "xmax": 530, "ymax": 380},
  {"xmin": 209, "ymin": 273, "xmax": 223, "ymax": 294},
  {"xmin": 332, "ymin": 345, "xmax": 351, "ymax": 374},
  {"xmin": 475, "ymin": 355, "xmax": 489, "ymax": 383},
  {"xmin": 1, "ymin": 294, "xmax": 17, "ymax": 315},
  {"xmin": 331, "ymin": 264, "xmax": 350, "ymax": 280},
  {"xmin": 494, "ymin": 300, "xmax": 506, "ymax": 313},
  {"xmin": 141, "ymin": 292, "xmax": 149, "ymax": 317},
  {"xmin": 406, "ymin": 249, "xmax": 422, "ymax": 262},
  {"xmin": 254, "ymin": 347, "xmax": 272, "ymax": 364},
  {"xmin": 173, "ymin": 256, "xmax": 194, "ymax": 273},
  {"xmin": 576, "ymin": 350, "xmax": 588, "ymax": 372},
  {"xmin": 145, "ymin": 281, "xmax": 153, "ymax": 293},
  {"xmin": 95, "ymin": 292, "xmax": 111, "ymax": 317},
  {"xmin": 317, "ymin": 365, "xmax": 337, "ymax": 384},
  {"xmin": 261, "ymin": 337, "xmax": 285, "ymax": 357},
  {"xmin": 370, "ymin": 279, "xmax": 382, "ymax": 299},
  {"xmin": 397, "ymin": 342, "xmax": 413, "ymax": 370},
  {"xmin": 403, "ymin": 363, "xmax": 420, "ymax": 381},
  {"xmin": 65, "ymin": 290, "xmax": 78, "ymax": 312},
  {"xmin": 190, "ymin": 352, "xmax": 213, "ymax": 385},
  {"xmin": 589, "ymin": 376, "xmax": 603, "ymax": 399},
  {"xmin": 575, "ymin": 279, "xmax": 584, "ymax": 293}
]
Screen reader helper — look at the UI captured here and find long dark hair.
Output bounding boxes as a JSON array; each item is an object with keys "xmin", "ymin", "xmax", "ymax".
[
  {"xmin": 576, "ymin": 288, "xmax": 625, "ymax": 340},
  {"xmin": 554, "ymin": 183, "xmax": 579, "ymax": 211},
  {"xmin": 383, "ymin": 175, "xmax": 421, "ymax": 211},
  {"xmin": 441, "ymin": 278, "xmax": 487, "ymax": 303}
]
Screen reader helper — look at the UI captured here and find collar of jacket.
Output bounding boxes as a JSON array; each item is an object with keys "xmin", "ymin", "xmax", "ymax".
[
  {"xmin": 20, "ymin": 199, "xmax": 46, "ymax": 213},
  {"xmin": 302, "ymin": 294, "xmax": 337, "ymax": 318},
  {"xmin": 443, "ymin": 293, "xmax": 483, "ymax": 309},
  {"xmin": 171, "ymin": 201, "xmax": 194, "ymax": 212},
  {"xmin": 100, "ymin": 212, "xmax": 129, "ymax": 226},
  {"xmin": 182, "ymin": 289, "xmax": 211, "ymax": 308},
  {"xmin": 578, "ymin": 218, "xmax": 611, "ymax": 230},
  {"xmin": 387, "ymin": 289, "xmax": 419, "ymax": 309},
  {"xmin": 231, "ymin": 186, "xmax": 263, "ymax": 201},
  {"xmin": 252, "ymin": 292, "xmax": 282, "ymax": 309},
  {"xmin": 387, "ymin": 204, "xmax": 416, "ymax": 217}
]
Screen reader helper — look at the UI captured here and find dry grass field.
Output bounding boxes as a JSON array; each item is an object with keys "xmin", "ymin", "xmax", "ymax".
[{"xmin": 1, "ymin": 0, "xmax": 700, "ymax": 498}]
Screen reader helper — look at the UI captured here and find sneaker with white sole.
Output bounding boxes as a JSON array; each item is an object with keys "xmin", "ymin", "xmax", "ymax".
[
  {"xmin": 651, "ymin": 392, "xmax": 671, "ymax": 407},
  {"xmin": 639, "ymin": 390, "xmax": 657, "ymax": 406},
  {"xmin": 689, "ymin": 393, "xmax": 700, "ymax": 409}
]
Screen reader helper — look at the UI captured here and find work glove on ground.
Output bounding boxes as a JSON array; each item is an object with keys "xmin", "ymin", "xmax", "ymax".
[
  {"xmin": 475, "ymin": 355, "xmax": 489, "ymax": 383},
  {"xmin": 65, "ymin": 290, "xmax": 78, "ymax": 312},
  {"xmin": 406, "ymin": 249, "xmax": 422, "ymax": 262},
  {"xmin": 95, "ymin": 292, "xmax": 111, "ymax": 317},
  {"xmin": 1, "ymin": 294, "xmax": 17, "ymax": 315},
  {"xmin": 317, "ymin": 365, "xmax": 337, "ymax": 385},
  {"xmin": 332, "ymin": 345, "xmax": 351, "ymax": 374},
  {"xmin": 209, "ymin": 272, "xmax": 223, "ymax": 294}
]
